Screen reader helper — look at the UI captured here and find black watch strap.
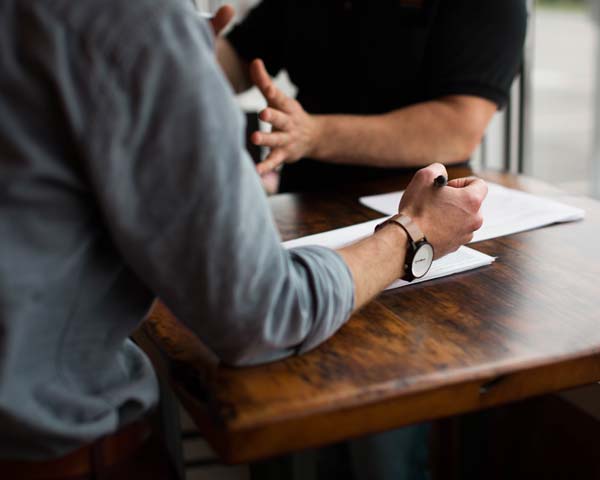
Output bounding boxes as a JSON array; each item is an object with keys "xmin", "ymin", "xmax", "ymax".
[
  {"xmin": 374, "ymin": 214, "xmax": 432, "ymax": 281},
  {"xmin": 374, "ymin": 214, "xmax": 425, "ymax": 245}
]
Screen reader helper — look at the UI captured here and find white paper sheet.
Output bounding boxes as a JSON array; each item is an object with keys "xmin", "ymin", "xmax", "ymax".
[
  {"xmin": 283, "ymin": 218, "xmax": 384, "ymax": 250},
  {"xmin": 359, "ymin": 183, "xmax": 585, "ymax": 243},
  {"xmin": 384, "ymin": 247, "xmax": 495, "ymax": 290},
  {"xmin": 283, "ymin": 229, "xmax": 494, "ymax": 290}
]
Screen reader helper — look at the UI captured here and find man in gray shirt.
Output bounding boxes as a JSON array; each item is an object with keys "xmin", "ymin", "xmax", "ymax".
[{"xmin": 0, "ymin": 0, "xmax": 486, "ymax": 463}]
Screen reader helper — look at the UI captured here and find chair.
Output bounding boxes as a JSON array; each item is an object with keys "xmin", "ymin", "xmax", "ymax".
[{"xmin": 479, "ymin": 0, "xmax": 535, "ymax": 174}]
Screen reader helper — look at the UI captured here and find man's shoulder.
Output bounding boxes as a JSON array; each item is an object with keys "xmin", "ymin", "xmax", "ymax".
[
  {"xmin": 433, "ymin": 0, "xmax": 527, "ymax": 42},
  {"xmin": 436, "ymin": 0, "xmax": 526, "ymax": 21}
]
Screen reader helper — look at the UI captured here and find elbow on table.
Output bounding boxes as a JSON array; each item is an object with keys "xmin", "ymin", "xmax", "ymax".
[
  {"xmin": 201, "ymin": 248, "xmax": 350, "ymax": 367},
  {"xmin": 457, "ymin": 129, "xmax": 484, "ymax": 163},
  {"xmin": 402, "ymin": 124, "xmax": 485, "ymax": 167},
  {"xmin": 211, "ymin": 338, "xmax": 295, "ymax": 368},
  {"xmin": 439, "ymin": 123, "xmax": 486, "ymax": 166},
  {"xmin": 205, "ymin": 311, "xmax": 300, "ymax": 368},
  {"xmin": 437, "ymin": 96, "xmax": 494, "ymax": 165},
  {"xmin": 212, "ymin": 349, "xmax": 262, "ymax": 368}
]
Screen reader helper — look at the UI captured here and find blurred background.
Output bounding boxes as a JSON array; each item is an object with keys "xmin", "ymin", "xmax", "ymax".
[
  {"xmin": 477, "ymin": 0, "xmax": 599, "ymax": 196},
  {"xmin": 531, "ymin": 0, "xmax": 595, "ymax": 194}
]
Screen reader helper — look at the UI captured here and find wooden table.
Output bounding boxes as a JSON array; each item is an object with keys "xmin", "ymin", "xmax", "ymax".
[{"xmin": 137, "ymin": 167, "xmax": 600, "ymax": 464}]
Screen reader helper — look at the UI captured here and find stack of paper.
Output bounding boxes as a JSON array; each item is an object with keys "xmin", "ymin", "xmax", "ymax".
[
  {"xmin": 283, "ymin": 227, "xmax": 495, "ymax": 290},
  {"xmin": 283, "ymin": 218, "xmax": 383, "ymax": 250},
  {"xmin": 384, "ymin": 247, "xmax": 494, "ymax": 290},
  {"xmin": 359, "ymin": 182, "xmax": 585, "ymax": 243},
  {"xmin": 282, "ymin": 183, "xmax": 585, "ymax": 290}
]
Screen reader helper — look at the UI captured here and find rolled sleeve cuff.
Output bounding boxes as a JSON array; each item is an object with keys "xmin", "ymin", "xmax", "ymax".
[
  {"xmin": 288, "ymin": 246, "xmax": 355, "ymax": 355},
  {"xmin": 433, "ymin": 82, "xmax": 508, "ymax": 109}
]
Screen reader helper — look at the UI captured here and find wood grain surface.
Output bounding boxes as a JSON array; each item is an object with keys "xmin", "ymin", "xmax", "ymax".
[{"xmin": 138, "ymin": 168, "xmax": 600, "ymax": 464}]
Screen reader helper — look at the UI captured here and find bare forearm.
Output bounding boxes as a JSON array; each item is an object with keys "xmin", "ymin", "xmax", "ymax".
[
  {"xmin": 215, "ymin": 37, "xmax": 252, "ymax": 93},
  {"xmin": 337, "ymin": 225, "xmax": 407, "ymax": 310},
  {"xmin": 312, "ymin": 96, "xmax": 495, "ymax": 168}
]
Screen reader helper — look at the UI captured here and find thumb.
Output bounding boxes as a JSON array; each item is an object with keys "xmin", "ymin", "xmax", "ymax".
[
  {"xmin": 210, "ymin": 4, "xmax": 235, "ymax": 36},
  {"xmin": 249, "ymin": 58, "xmax": 271, "ymax": 91}
]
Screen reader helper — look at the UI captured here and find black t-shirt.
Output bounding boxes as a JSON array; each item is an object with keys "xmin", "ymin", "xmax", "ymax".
[{"xmin": 228, "ymin": 0, "xmax": 527, "ymax": 192}]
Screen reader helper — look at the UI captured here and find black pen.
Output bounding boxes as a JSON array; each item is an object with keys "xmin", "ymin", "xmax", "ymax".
[{"xmin": 434, "ymin": 175, "xmax": 448, "ymax": 188}]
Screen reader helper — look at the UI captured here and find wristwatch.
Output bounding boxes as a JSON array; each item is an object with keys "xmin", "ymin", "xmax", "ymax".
[{"xmin": 375, "ymin": 213, "xmax": 434, "ymax": 282}]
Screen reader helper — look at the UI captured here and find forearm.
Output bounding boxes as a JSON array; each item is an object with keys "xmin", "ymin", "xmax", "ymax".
[
  {"xmin": 338, "ymin": 224, "xmax": 407, "ymax": 310},
  {"xmin": 311, "ymin": 97, "xmax": 494, "ymax": 168},
  {"xmin": 215, "ymin": 37, "xmax": 252, "ymax": 93}
]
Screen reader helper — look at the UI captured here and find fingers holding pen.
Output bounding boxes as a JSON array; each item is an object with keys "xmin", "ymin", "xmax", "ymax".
[
  {"xmin": 412, "ymin": 162, "xmax": 448, "ymax": 187},
  {"xmin": 446, "ymin": 176, "xmax": 487, "ymax": 232},
  {"xmin": 449, "ymin": 177, "xmax": 488, "ymax": 212},
  {"xmin": 448, "ymin": 176, "xmax": 487, "ymax": 193},
  {"xmin": 399, "ymin": 164, "xmax": 489, "ymax": 259}
]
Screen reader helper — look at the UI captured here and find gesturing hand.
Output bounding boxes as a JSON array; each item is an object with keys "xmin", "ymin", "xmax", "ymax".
[
  {"xmin": 250, "ymin": 59, "xmax": 320, "ymax": 175},
  {"xmin": 399, "ymin": 164, "xmax": 488, "ymax": 259}
]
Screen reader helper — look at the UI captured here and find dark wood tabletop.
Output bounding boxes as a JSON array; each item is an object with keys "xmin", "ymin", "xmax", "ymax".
[{"xmin": 137, "ymin": 167, "xmax": 600, "ymax": 464}]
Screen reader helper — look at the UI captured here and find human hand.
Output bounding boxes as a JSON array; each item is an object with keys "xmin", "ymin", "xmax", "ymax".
[
  {"xmin": 249, "ymin": 59, "xmax": 320, "ymax": 175},
  {"xmin": 209, "ymin": 4, "xmax": 235, "ymax": 37},
  {"xmin": 399, "ymin": 163, "xmax": 487, "ymax": 259}
]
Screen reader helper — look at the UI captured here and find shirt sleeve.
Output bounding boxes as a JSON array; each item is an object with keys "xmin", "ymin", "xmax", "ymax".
[
  {"xmin": 427, "ymin": 0, "xmax": 527, "ymax": 108},
  {"xmin": 226, "ymin": 0, "xmax": 286, "ymax": 77},
  {"xmin": 78, "ymin": 2, "xmax": 354, "ymax": 366}
]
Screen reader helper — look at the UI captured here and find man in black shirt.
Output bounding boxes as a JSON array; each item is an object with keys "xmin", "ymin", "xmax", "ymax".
[
  {"xmin": 217, "ymin": 0, "xmax": 527, "ymax": 192},
  {"xmin": 216, "ymin": 2, "xmax": 525, "ymax": 477}
]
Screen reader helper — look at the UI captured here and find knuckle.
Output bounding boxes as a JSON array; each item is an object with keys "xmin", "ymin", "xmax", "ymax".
[
  {"xmin": 473, "ymin": 213, "xmax": 484, "ymax": 231},
  {"xmin": 448, "ymin": 242, "xmax": 461, "ymax": 254},
  {"xmin": 480, "ymin": 180, "xmax": 489, "ymax": 197},
  {"xmin": 414, "ymin": 167, "xmax": 432, "ymax": 182},
  {"xmin": 472, "ymin": 179, "xmax": 488, "ymax": 200},
  {"xmin": 464, "ymin": 191, "xmax": 482, "ymax": 211},
  {"xmin": 283, "ymin": 99, "xmax": 294, "ymax": 111},
  {"xmin": 476, "ymin": 177, "xmax": 488, "ymax": 191}
]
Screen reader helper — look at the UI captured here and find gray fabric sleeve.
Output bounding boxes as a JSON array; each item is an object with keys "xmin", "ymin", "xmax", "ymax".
[{"xmin": 79, "ymin": 2, "xmax": 355, "ymax": 366}]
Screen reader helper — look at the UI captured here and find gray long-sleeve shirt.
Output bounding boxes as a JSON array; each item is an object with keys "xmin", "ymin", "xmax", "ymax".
[{"xmin": 0, "ymin": 0, "xmax": 354, "ymax": 460}]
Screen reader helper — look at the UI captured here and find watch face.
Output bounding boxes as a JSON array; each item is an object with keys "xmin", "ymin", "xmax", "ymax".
[{"xmin": 411, "ymin": 243, "xmax": 434, "ymax": 279}]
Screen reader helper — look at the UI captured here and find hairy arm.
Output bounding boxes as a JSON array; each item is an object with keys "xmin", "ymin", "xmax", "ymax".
[
  {"xmin": 249, "ymin": 59, "xmax": 496, "ymax": 174},
  {"xmin": 310, "ymin": 96, "xmax": 496, "ymax": 168},
  {"xmin": 339, "ymin": 226, "xmax": 408, "ymax": 309}
]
